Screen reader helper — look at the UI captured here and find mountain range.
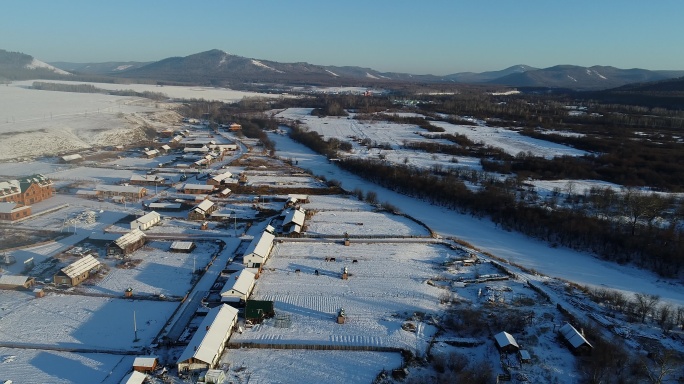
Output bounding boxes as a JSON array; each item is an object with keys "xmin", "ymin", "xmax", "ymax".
[{"xmin": 2, "ymin": 48, "xmax": 684, "ymax": 91}]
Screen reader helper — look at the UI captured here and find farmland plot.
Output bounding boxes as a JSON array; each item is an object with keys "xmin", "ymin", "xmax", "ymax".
[
  {"xmin": 233, "ymin": 241, "xmax": 450, "ymax": 351},
  {"xmin": 306, "ymin": 210, "xmax": 431, "ymax": 237}
]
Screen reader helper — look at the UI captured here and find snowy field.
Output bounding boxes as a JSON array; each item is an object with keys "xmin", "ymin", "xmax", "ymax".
[
  {"xmin": 233, "ymin": 241, "xmax": 448, "ymax": 351},
  {"xmin": 276, "ymin": 108, "xmax": 425, "ymax": 149},
  {"xmin": 306, "ymin": 210, "xmax": 431, "ymax": 237},
  {"xmin": 220, "ymin": 349, "xmax": 402, "ymax": 384},
  {"xmin": 85, "ymin": 241, "xmax": 218, "ymax": 297},
  {"xmin": 0, "ymin": 83, "xmax": 178, "ymax": 160},
  {"xmin": 247, "ymin": 174, "xmax": 325, "ymax": 188},
  {"xmin": 431, "ymin": 120, "xmax": 587, "ymax": 158},
  {"xmin": 275, "ymin": 108, "xmax": 587, "ymax": 160},
  {"xmin": 0, "ymin": 291, "xmax": 176, "ymax": 350},
  {"xmin": 0, "ymin": 347, "xmax": 134, "ymax": 384},
  {"xmin": 302, "ymin": 194, "xmax": 370, "ymax": 211},
  {"xmin": 46, "ymin": 166, "xmax": 135, "ymax": 184},
  {"xmin": 12, "ymin": 79, "xmax": 290, "ymax": 103}
]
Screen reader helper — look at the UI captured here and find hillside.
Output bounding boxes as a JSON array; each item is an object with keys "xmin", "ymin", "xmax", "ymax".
[
  {"xmin": 49, "ymin": 61, "xmax": 150, "ymax": 74},
  {"xmin": 0, "ymin": 49, "xmax": 70, "ymax": 81}
]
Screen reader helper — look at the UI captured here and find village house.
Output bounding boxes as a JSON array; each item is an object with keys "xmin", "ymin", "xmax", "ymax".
[
  {"xmin": 207, "ymin": 171, "xmax": 233, "ymax": 186},
  {"xmin": 228, "ymin": 122, "xmax": 242, "ymax": 131},
  {"xmin": 183, "ymin": 183, "xmax": 215, "ymax": 195},
  {"xmin": 243, "ymin": 231, "xmax": 275, "ymax": 268},
  {"xmin": 218, "ymin": 187, "xmax": 232, "ymax": 198},
  {"xmin": 220, "ymin": 269, "xmax": 256, "ymax": 303},
  {"xmin": 95, "ymin": 185, "xmax": 147, "ymax": 201},
  {"xmin": 119, "ymin": 371, "xmax": 147, "ymax": 384},
  {"xmin": 144, "ymin": 149, "xmax": 160, "ymax": 158},
  {"xmin": 0, "ymin": 274, "xmax": 36, "ymax": 290},
  {"xmin": 0, "ymin": 174, "xmax": 54, "ymax": 205},
  {"xmin": 107, "ymin": 229, "xmax": 147, "ymax": 257},
  {"xmin": 129, "ymin": 174, "xmax": 166, "ymax": 186},
  {"xmin": 147, "ymin": 202, "xmax": 183, "ymax": 211},
  {"xmin": 0, "ymin": 202, "xmax": 31, "ymax": 221},
  {"xmin": 130, "ymin": 211, "xmax": 161, "ymax": 231},
  {"xmin": 177, "ymin": 304, "xmax": 239, "ymax": 374},
  {"xmin": 281, "ymin": 207, "xmax": 306, "ymax": 234},
  {"xmin": 53, "ymin": 254, "xmax": 101, "ymax": 286},
  {"xmin": 188, "ymin": 199, "xmax": 217, "ymax": 220}
]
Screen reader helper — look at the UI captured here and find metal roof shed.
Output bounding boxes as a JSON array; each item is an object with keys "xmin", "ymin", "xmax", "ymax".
[
  {"xmin": 243, "ymin": 231, "xmax": 275, "ymax": 268},
  {"xmin": 54, "ymin": 255, "xmax": 101, "ymax": 286},
  {"xmin": 559, "ymin": 323, "xmax": 593, "ymax": 354}
]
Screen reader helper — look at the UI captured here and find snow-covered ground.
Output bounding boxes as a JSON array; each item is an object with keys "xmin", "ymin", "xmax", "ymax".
[
  {"xmin": 0, "ymin": 291, "xmax": 176, "ymax": 350},
  {"xmin": 220, "ymin": 349, "xmax": 402, "ymax": 384},
  {"xmin": 306, "ymin": 210, "xmax": 430, "ymax": 237},
  {"xmin": 85, "ymin": 241, "xmax": 218, "ymax": 297},
  {"xmin": 0, "ymin": 83, "xmax": 179, "ymax": 160},
  {"xmin": 0, "ymin": 347, "xmax": 134, "ymax": 384}
]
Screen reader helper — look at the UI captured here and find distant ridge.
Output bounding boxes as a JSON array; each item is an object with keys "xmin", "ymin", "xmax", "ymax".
[{"xmin": 4, "ymin": 47, "xmax": 684, "ymax": 90}]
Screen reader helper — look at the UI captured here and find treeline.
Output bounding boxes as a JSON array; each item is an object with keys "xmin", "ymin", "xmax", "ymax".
[
  {"xmin": 339, "ymin": 157, "xmax": 684, "ymax": 277},
  {"xmin": 31, "ymin": 81, "xmax": 168, "ymax": 101}
]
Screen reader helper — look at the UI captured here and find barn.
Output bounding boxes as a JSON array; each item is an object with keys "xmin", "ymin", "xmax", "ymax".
[
  {"xmin": 220, "ymin": 269, "xmax": 256, "ymax": 303},
  {"xmin": 130, "ymin": 211, "xmax": 161, "ymax": 231},
  {"xmin": 558, "ymin": 322, "xmax": 593, "ymax": 354},
  {"xmin": 243, "ymin": 231, "xmax": 275, "ymax": 268},
  {"xmin": 177, "ymin": 304, "xmax": 239, "ymax": 374},
  {"xmin": 0, "ymin": 274, "xmax": 35, "ymax": 290},
  {"xmin": 493, "ymin": 331, "xmax": 520, "ymax": 353},
  {"xmin": 53, "ymin": 254, "xmax": 101, "ymax": 286},
  {"xmin": 107, "ymin": 229, "xmax": 147, "ymax": 257}
]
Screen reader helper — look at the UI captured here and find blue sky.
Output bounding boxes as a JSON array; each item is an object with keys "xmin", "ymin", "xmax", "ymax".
[{"xmin": 1, "ymin": 0, "xmax": 683, "ymax": 75}]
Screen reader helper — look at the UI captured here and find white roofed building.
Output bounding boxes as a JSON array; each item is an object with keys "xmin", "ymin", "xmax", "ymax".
[
  {"xmin": 188, "ymin": 199, "xmax": 217, "ymax": 220},
  {"xmin": 0, "ymin": 274, "xmax": 36, "ymax": 290},
  {"xmin": 207, "ymin": 171, "xmax": 233, "ymax": 186},
  {"xmin": 243, "ymin": 231, "xmax": 276, "ymax": 268},
  {"xmin": 170, "ymin": 241, "xmax": 196, "ymax": 253},
  {"xmin": 130, "ymin": 211, "xmax": 161, "ymax": 231},
  {"xmin": 220, "ymin": 269, "xmax": 256, "ymax": 303},
  {"xmin": 177, "ymin": 304, "xmax": 239, "ymax": 374},
  {"xmin": 559, "ymin": 322, "xmax": 593, "ymax": 354},
  {"xmin": 281, "ymin": 208, "xmax": 306, "ymax": 234},
  {"xmin": 494, "ymin": 331, "xmax": 520, "ymax": 353},
  {"xmin": 95, "ymin": 185, "xmax": 147, "ymax": 200}
]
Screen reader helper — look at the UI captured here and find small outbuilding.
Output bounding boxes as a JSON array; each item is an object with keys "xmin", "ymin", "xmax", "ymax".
[
  {"xmin": 201, "ymin": 369, "xmax": 226, "ymax": 384},
  {"xmin": 60, "ymin": 154, "xmax": 84, "ymax": 163},
  {"xmin": 558, "ymin": 322, "xmax": 593, "ymax": 354},
  {"xmin": 53, "ymin": 254, "xmax": 101, "ymax": 286},
  {"xmin": 170, "ymin": 241, "xmax": 196, "ymax": 253},
  {"xmin": 0, "ymin": 274, "xmax": 35, "ymax": 290},
  {"xmin": 188, "ymin": 199, "xmax": 216, "ymax": 221},
  {"xmin": 493, "ymin": 331, "xmax": 520, "ymax": 353},
  {"xmin": 132, "ymin": 356, "xmax": 158, "ymax": 373}
]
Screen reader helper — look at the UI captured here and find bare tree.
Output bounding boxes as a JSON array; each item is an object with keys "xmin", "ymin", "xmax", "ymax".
[
  {"xmin": 633, "ymin": 293, "xmax": 661, "ymax": 323},
  {"xmin": 640, "ymin": 349, "xmax": 681, "ymax": 384}
]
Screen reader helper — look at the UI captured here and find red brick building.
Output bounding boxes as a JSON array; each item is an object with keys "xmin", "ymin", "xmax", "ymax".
[{"xmin": 0, "ymin": 174, "xmax": 54, "ymax": 205}]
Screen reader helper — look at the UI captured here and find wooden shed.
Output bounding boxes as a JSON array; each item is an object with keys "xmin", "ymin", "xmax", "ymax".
[
  {"xmin": 132, "ymin": 356, "xmax": 158, "ymax": 372},
  {"xmin": 0, "ymin": 274, "xmax": 35, "ymax": 290},
  {"xmin": 107, "ymin": 229, "xmax": 147, "ymax": 258},
  {"xmin": 493, "ymin": 331, "xmax": 520, "ymax": 353},
  {"xmin": 53, "ymin": 254, "xmax": 101, "ymax": 286},
  {"xmin": 559, "ymin": 322, "xmax": 593, "ymax": 355}
]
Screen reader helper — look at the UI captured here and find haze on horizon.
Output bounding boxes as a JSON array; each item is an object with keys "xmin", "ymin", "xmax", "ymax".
[{"xmin": 2, "ymin": 0, "xmax": 683, "ymax": 76}]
